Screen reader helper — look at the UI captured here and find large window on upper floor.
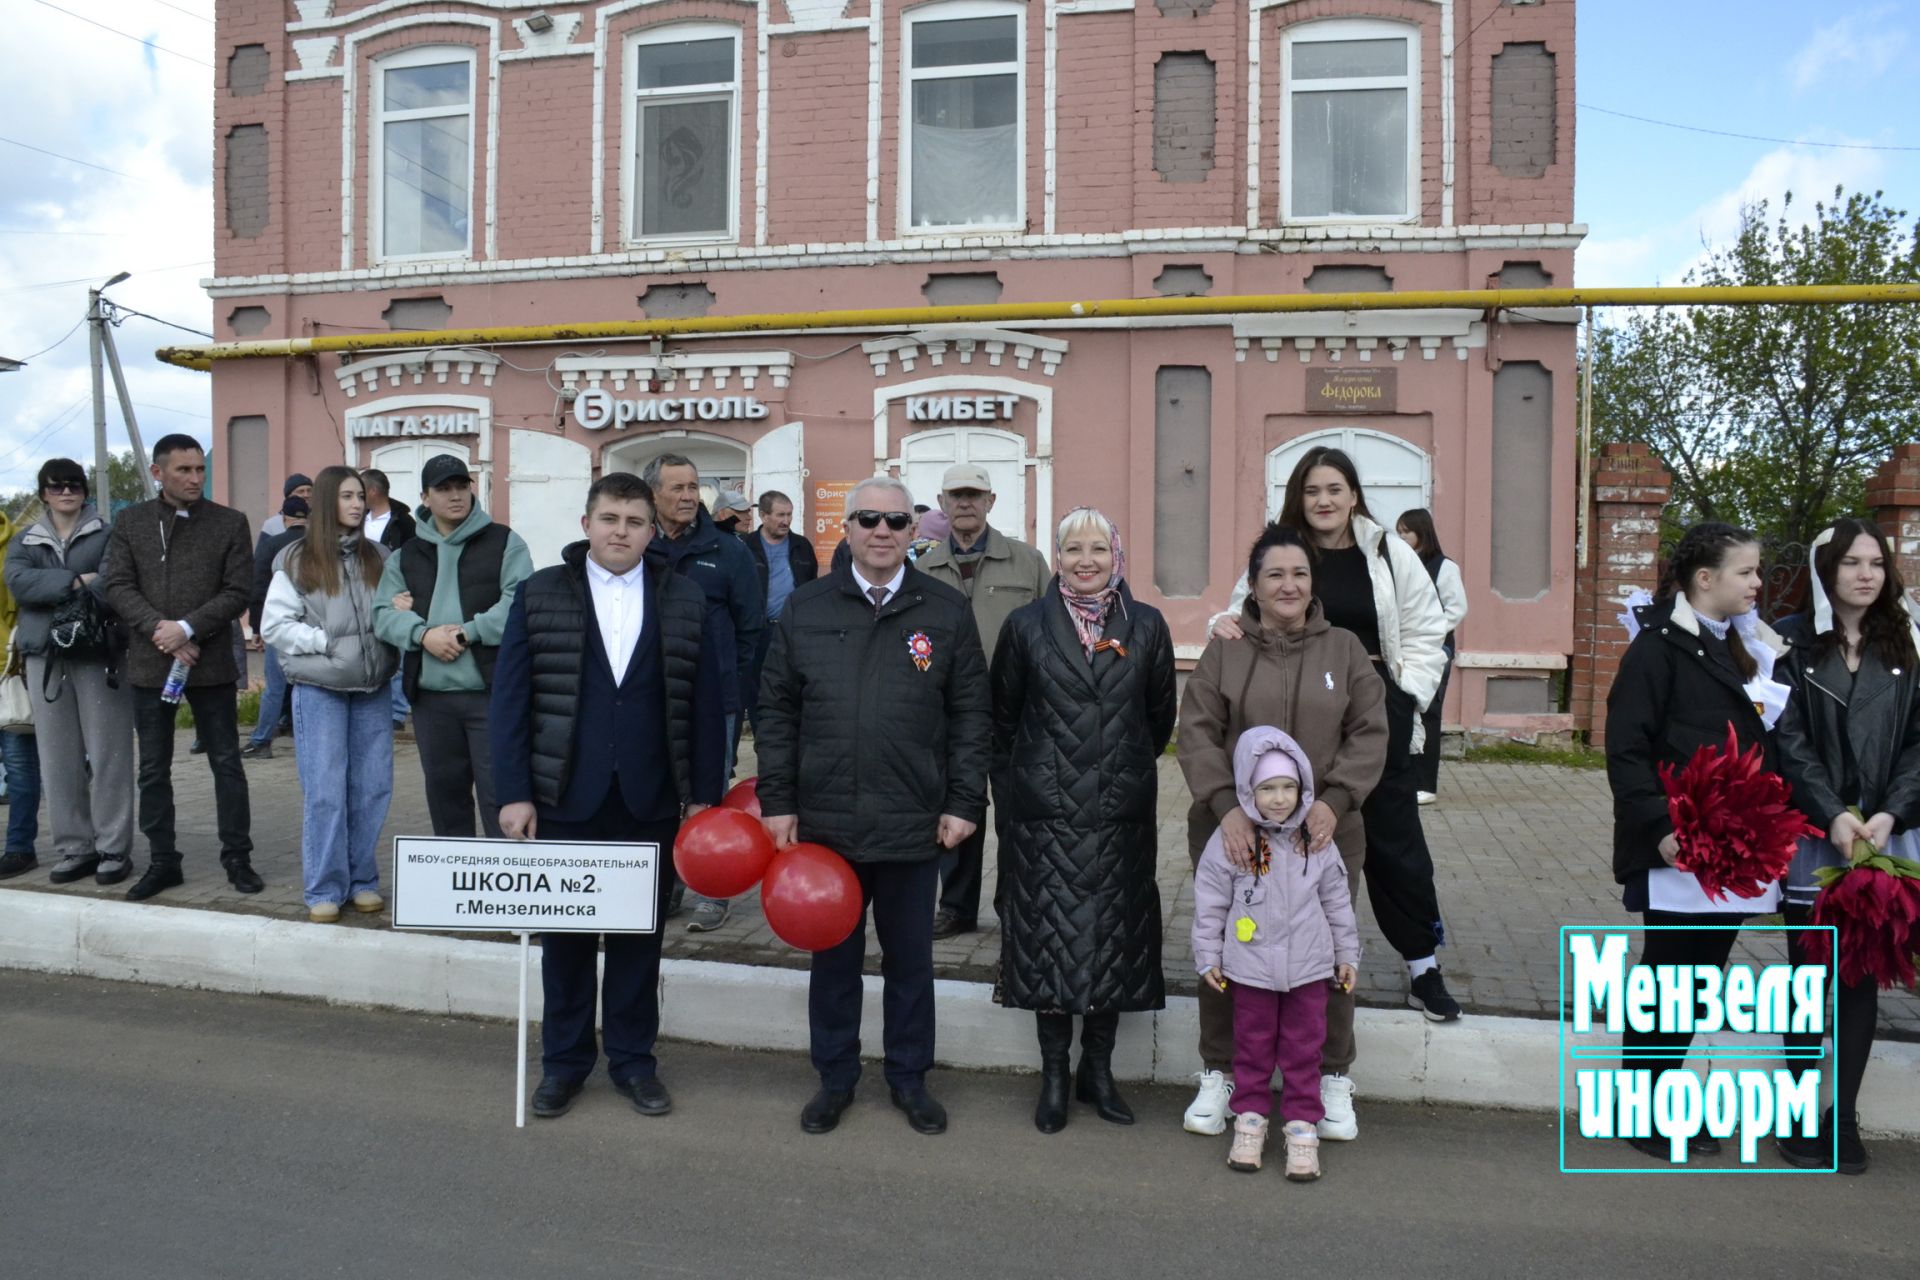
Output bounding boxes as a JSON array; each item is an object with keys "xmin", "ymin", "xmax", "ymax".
[
  {"xmin": 625, "ymin": 25, "xmax": 739, "ymax": 244},
  {"xmin": 903, "ymin": 3, "xmax": 1023, "ymax": 234},
  {"xmin": 1282, "ymin": 20, "xmax": 1418, "ymax": 222},
  {"xmin": 374, "ymin": 47, "xmax": 475, "ymax": 261}
]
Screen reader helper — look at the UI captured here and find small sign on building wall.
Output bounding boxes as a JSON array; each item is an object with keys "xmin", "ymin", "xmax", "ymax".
[
  {"xmin": 1306, "ymin": 368, "xmax": 1397, "ymax": 414},
  {"xmin": 812, "ymin": 481, "xmax": 858, "ymax": 572}
]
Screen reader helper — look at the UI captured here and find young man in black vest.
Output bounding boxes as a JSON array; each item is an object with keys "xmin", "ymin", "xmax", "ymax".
[
  {"xmin": 491, "ymin": 472, "xmax": 727, "ymax": 1118},
  {"xmin": 372, "ymin": 455, "xmax": 533, "ymax": 837}
]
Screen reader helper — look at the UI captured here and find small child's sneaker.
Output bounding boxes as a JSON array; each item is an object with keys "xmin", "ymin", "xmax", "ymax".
[
  {"xmin": 1283, "ymin": 1120, "xmax": 1321, "ymax": 1182},
  {"xmin": 1227, "ymin": 1112, "xmax": 1268, "ymax": 1172}
]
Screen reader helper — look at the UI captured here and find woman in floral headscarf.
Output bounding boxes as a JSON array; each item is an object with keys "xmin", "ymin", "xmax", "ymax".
[{"xmin": 989, "ymin": 507, "xmax": 1177, "ymax": 1134}]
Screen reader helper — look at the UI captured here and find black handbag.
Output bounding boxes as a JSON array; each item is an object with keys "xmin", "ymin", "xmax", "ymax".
[{"xmin": 42, "ymin": 589, "xmax": 125, "ymax": 697}]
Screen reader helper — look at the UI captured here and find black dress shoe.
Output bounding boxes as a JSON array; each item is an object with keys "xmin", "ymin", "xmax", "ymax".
[
  {"xmin": 530, "ymin": 1076, "xmax": 583, "ymax": 1118},
  {"xmin": 1623, "ymin": 1131, "xmax": 1719, "ymax": 1160},
  {"xmin": 889, "ymin": 1086, "xmax": 948, "ymax": 1135},
  {"xmin": 801, "ymin": 1087, "xmax": 856, "ymax": 1134},
  {"xmin": 931, "ymin": 909, "xmax": 975, "ymax": 941},
  {"xmin": 223, "ymin": 858, "xmax": 264, "ymax": 894},
  {"xmin": 0, "ymin": 852, "xmax": 38, "ymax": 880},
  {"xmin": 188, "ymin": 738, "xmax": 205, "ymax": 755},
  {"xmin": 615, "ymin": 1075, "xmax": 673, "ymax": 1117},
  {"xmin": 126, "ymin": 864, "xmax": 184, "ymax": 901}
]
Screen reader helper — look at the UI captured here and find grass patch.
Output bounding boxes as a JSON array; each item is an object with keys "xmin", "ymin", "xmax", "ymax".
[
  {"xmin": 1462, "ymin": 740, "xmax": 1606, "ymax": 771},
  {"xmin": 173, "ymin": 688, "xmax": 264, "ymax": 730}
]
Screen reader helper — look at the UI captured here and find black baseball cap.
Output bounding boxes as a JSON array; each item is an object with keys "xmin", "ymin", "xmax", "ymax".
[
  {"xmin": 280, "ymin": 495, "xmax": 310, "ymax": 518},
  {"xmin": 420, "ymin": 455, "xmax": 472, "ymax": 490}
]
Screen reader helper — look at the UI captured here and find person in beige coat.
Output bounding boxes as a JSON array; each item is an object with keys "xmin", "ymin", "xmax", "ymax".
[
  {"xmin": 911, "ymin": 463, "xmax": 1049, "ymax": 938},
  {"xmin": 1178, "ymin": 523, "xmax": 1387, "ymax": 1144}
]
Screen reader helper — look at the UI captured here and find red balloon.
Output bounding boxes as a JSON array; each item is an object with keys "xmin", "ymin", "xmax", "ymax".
[
  {"xmin": 672, "ymin": 807, "xmax": 775, "ymax": 900},
  {"xmin": 761, "ymin": 843, "xmax": 863, "ymax": 952},
  {"xmin": 721, "ymin": 777, "xmax": 761, "ymax": 818}
]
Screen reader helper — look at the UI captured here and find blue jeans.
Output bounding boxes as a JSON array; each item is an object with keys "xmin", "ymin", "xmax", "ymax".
[
  {"xmin": 389, "ymin": 671, "xmax": 410, "ymax": 725},
  {"xmin": 250, "ymin": 646, "xmax": 291, "ymax": 747},
  {"xmin": 2, "ymin": 730, "xmax": 39, "ymax": 855},
  {"xmin": 293, "ymin": 684, "xmax": 393, "ymax": 907}
]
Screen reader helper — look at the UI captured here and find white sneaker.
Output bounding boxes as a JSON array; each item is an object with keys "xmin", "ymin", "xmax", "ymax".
[
  {"xmin": 1183, "ymin": 1069, "xmax": 1234, "ymax": 1136},
  {"xmin": 1317, "ymin": 1073, "xmax": 1358, "ymax": 1141},
  {"xmin": 1416, "ymin": 790, "xmax": 1437, "ymax": 806},
  {"xmin": 1228, "ymin": 1112, "xmax": 1268, "ymax": 1171}
]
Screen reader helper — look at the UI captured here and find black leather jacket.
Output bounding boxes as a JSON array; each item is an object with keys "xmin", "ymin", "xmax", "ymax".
[{"xmin": 1772, "ymin": 613, "xmax": 1920, "ymax": 832}]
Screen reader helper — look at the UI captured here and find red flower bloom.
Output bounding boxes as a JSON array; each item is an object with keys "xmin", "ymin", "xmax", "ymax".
[
  {"xmin": 1658, "ymin": 722, "xmax": 1821, "ymax": 903},
  {"xmin": 1805, "ymin": 851, "xmax": 1920, "ymax": 990}
]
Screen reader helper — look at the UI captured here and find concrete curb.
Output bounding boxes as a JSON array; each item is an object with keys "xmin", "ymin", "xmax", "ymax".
[{"xmin": 6, "ymin": 891, "xmax": 1918, "ymax": 1138}]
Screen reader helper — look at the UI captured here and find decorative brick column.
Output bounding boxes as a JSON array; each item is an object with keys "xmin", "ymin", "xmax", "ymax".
[
  {"xmin": 1867, "ymin": 443, "xmax": 1920, "ymax": 599},
  {"xmin": 1571, "ymin": 443, "xmax": 1672, "ymax": 747}
]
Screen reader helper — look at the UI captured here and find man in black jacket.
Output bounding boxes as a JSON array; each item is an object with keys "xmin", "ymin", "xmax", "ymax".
[
  {"xmin": 98, "ymin": 434, "xmax": 260, "ymax": 901},
  {"xmin": 741, "ymin": 489, "xmax": 816, "ymax": 732},
  {"xmin": 492, "ymin": 472, "xmax": 727, "ymax": 1120},
  {"xmin": 360, "ymin": 467, "xmax": 417, "ymax": 728},
  {"xmin": 241, "ymin": 495, "xmax": 307, "ymax": 760},
  {"xmin": 756, "ymin": 475, "xmax": 990, "ymax": 1137}
]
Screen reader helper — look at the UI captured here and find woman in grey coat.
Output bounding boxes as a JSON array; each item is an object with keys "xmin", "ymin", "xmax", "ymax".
[
  {"xmin": 262, "ymin": 466, "xmax": 399, "ymax": 923},
  {"xmin": 2, "ymin": 459, "xmax": 136, "ymax": 885}
]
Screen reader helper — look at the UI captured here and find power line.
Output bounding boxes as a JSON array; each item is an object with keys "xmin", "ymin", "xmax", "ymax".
[
  {"xmin": 0, "ymin": 135, "xmax": 135, "ymax": 180},
  {"xmin": 0, "ymin": 227, "xmax": 134, "ymax": 237},
  {"xmin": 13, "ymin": 318, "xmax": 85, "ymax": 362},
  {"xmin": 148, "ymin": 0, "xmax": 214, "ymax": 23},
  {"xmin": 1579, "ymin": 102, "xmax": 1920, "ymax": 153},
  {"xmin": 106, "ymin": 303, "xmax": 214, "ymax": 340},
  {"xmin": 31, "ymin": 1, "xmax": 214, "ymax": 69},
  {"xmin": 0, "ymin": 262, "xmax": 213, "ymax": 295}
]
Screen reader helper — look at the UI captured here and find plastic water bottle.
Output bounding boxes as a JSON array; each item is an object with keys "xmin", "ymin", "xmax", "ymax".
[{"xmin": 160, "ymin": 656, "xmax": 190, "ymax": 705}]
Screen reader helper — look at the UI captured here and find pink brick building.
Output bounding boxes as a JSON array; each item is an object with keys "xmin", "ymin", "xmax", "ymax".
[{"xmin": 204, "ymin": 0, "xmax": 1582, "ymax": 734}]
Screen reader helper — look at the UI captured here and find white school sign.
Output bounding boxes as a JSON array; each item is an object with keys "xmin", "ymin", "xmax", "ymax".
[{"xmin": 390, "ymin": 836, "xmax": 661, "ymax": 934}]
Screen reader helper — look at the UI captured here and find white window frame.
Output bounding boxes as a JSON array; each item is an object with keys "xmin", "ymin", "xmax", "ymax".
[
  {"xmin": 899, "ymin": 0, "xmax": 1026, "ymax": 238},
  {"xmin": 1280, "ymin": 18, "xmax": 1420, "ymax": 225},
  {"xmin": 621, "ymin": 23, "xmax": 742, "ymax": 249},
  {"xmin": 371, "ymin": 45, "xmax": 478, "ymax": 263}
]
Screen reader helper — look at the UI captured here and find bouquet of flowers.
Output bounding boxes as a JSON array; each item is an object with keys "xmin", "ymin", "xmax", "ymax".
[
  {"xmin": 1803, "ymin": 812, "xmax": 1920, "ymax": 990},
  {"xmin": 1658, "ymin": 722, "xmax": 1821, "ymax": 902}
]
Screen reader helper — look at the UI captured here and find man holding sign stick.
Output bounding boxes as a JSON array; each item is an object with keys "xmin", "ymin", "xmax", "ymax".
[{"xmin": 490, "ymin": 472, "xmax": 728, "ymax": 1120}]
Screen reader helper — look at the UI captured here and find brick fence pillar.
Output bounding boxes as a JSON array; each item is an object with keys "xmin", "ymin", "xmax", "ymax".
[
  {"xmin": 1571, "ymin": 443, "xmax": 1672, "ymax": 748},
  {"xmin": 1867, "ymin": 443, "xmax": 1920, "ymax": 601}
]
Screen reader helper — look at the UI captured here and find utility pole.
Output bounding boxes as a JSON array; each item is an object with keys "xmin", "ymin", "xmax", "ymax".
[{"xmin": 85, "ymin": 272, "xmax": 155, "ymax": 503}]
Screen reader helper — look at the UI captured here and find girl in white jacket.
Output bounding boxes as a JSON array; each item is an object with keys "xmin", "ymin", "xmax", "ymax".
[
  {"xmin": 1395, "ymin": 508, "xmax": 1468, "ymax": 804},
  {"xmin": 1212, "ymin": 448, "xmax": 1458, "ymax": 1037}
]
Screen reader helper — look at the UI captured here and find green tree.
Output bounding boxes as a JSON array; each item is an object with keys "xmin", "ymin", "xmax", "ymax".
[
  {"xmin": 1592, "ymin": 187, "xmax": 1920, "ymax": 547},
  {"xmin": 0, "ymin": 449, "xmax": 147, "ymax": 524}
]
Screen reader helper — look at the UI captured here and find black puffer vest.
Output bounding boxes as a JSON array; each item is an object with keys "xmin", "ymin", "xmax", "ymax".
[
  {"xmin": 397, "ymin": 521, "xmax": 510, "ymax": 698},
  {"xmin": 520, "ymin": 542, "xmax": 707, "ymax": 810}
]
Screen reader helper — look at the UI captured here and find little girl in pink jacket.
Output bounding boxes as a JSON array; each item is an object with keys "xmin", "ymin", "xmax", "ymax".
[{"xmin": 1192, "ymin": 725, "xmax": 1361, "ymax": 1182}]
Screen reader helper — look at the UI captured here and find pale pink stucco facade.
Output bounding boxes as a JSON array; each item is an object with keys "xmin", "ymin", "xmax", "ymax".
[{"xmin": 204, "ymin": 0, "xmax": 1582, "ymax": 734}]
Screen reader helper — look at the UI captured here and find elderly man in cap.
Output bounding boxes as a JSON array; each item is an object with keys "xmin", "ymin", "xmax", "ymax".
[
  {"xmin": 257, "ymin": 472, "xmax": 312, "ymax": 540},
  {"xmin": 757, "ymin": 474, "xmax": 989, "ymax": 1135},
  {"xmin": 911, "ymin": 463, "xmax": 1048, "ymax": 938},
  {"xmin": 372, "ymin": 454, "xmax": 533, "ymax": 837}
]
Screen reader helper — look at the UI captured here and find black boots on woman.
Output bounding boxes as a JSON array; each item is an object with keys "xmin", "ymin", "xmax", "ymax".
[{"xmin": 1034, "ymin": 1013, "xmax": 1073, "ymax": 1133}]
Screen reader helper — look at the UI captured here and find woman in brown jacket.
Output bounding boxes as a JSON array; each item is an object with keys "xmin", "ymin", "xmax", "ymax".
[{"xmin": 1176, "ymin": 523, "xmax": 1388, "ymax": 1142}]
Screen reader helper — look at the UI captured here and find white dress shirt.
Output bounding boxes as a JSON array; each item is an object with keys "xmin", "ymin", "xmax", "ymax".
[
  {"xmin": 854, "ymin": 563, "xmax": 907, "ymax": 610},
  {"xmin": 585, "ymin": 554, "xmax": 647, "ymax": 685},
  {"xmin": 364, "ymin": 508, "xmax": 393, "ymax": 544}
]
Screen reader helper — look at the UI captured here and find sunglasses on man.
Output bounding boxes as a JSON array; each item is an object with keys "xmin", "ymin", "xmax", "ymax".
[
  {"xmin": 848, "ymin": 510, "xmax": 912, "ymax": 531},
  {"xmin": 43, "ymin": 480, "xmax": 86, "ymax": 495}
]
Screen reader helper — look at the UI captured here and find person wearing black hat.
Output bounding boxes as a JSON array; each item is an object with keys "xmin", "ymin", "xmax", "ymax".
[
  {"xmin": 258, "ymin": 473, "xmax": 313, "ymax": 541},
  {"xmin": 371, "ymin": 454, "xmax": 532, "ymax": 836},
  {"xmin": 241, "ymin": 495, "xmax": 309, "ymax": 760}
]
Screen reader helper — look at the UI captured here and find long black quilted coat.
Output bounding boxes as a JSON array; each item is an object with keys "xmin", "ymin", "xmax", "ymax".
[{"xmin": 990, "ymin": 582, "xmax": 1177, "ymax": 1013}]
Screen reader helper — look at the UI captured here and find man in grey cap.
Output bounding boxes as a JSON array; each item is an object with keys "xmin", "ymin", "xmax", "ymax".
[
  {"xmin": 372, "ymin": 454, "xmax": 533, "ymax": 836},
  {"xmin": 911, "ymin": 462, "xmax": 1048, "ymax": 938},
  {"xmin": 711, "ymin": 489, "xmax": 753, "ymax": 537}
]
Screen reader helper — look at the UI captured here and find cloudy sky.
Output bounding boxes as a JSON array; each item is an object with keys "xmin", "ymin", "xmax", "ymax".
[{"xmin": 1, "ymin": 1, "xmax": 1915, "ymax": 497}]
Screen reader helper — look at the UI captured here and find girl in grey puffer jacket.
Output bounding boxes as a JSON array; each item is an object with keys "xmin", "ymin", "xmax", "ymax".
[
  {"xmin": 1192, "ymin": 726, "xmax": 1360, "ymax": 1182},
  {"xmin": 260, "ymin": 466, "xmax": 397, "ymax": 922}
]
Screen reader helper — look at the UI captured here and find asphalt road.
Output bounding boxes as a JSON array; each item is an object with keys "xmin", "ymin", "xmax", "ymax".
[{"xmin": 2, "ymin": 971, "xmax": 1914, "ymax": 1280}]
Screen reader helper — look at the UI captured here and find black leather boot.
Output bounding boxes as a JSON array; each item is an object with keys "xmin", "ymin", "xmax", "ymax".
[
  {"xmin": 1034, "ymin": 1013, "xmax": 1073, "ymax": 1134},
  {"xmin": 1074, "ymin": 1011, "xmax": 1134, "ymax": 1125}
]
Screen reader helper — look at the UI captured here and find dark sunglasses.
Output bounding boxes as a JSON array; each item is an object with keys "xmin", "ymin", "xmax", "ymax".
[
  {"xmin": 848, "ymin": 510, "xmax": 912, "ymax": 531},
  {"xmin": 43, "ymin": 480, "xmax": 86, "ymax": 495}
]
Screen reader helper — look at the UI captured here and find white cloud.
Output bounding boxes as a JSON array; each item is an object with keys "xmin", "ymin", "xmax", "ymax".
[
  {"xmin": 1789, "ymin": 5, "xmax": 1911, "ymax": 93},
  {"xmin": 1577, "ymin": 142, "xmax": 1886, "ymax": 287},
  {"xmin": 0, "ymin": 1, "xmax": 214, "ymax": 496}
]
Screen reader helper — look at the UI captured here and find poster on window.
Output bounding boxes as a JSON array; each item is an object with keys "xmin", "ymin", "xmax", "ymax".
[{"xmin": 811, "ymin": 481, "xmax": 857, "ymax": 573}]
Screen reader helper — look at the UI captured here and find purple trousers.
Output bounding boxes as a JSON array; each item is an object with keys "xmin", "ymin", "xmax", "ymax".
[{"xmin": 1231, "ymin": 979, "xmax": 1331, "ymax": 1124}]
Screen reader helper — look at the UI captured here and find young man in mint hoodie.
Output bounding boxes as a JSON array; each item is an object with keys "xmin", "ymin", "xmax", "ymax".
[{"xmin": 372, "ymin": 454, "xmax": 532, "ymax": 837}]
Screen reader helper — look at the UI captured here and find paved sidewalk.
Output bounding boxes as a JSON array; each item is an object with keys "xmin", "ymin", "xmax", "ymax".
[{"xmin": 6, "ymin": 734, "xmax": 1915, "ymax": 1038}]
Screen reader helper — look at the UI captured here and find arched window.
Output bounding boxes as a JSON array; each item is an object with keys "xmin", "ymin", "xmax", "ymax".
[
  {"xmin": 373, "ymin": 46, "xmax": 476, "ymax": 260},
  {"xmin": 1281, "ymin": 20, "xmax": 1419, "ymax": 222},
  {"xmin": 1267, "ymin": 427, "xmax": 1430, "ymax": 535}
]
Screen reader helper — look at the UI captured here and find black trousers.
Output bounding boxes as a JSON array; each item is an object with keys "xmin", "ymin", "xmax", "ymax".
[
  {"xmin": 1783, "ymin": 903, "xmax": 1877, "ymax": 1119},
  {"xmin": 937, "ymin": 808, "xmax": 989, "ymax": 923},
  {"xmin": 810, "ymin": 857, "xmax": 939, "ymax": 1092},
  {"xmin": 133, "ymin": 683, "xmax": 252, "ymax": 864},
  {"xmin": 411, "ymin": 690, "xmax": 502, "ymax": 838},
  {"xmin": 1415, "ymin": 654, "xmax": 1453, "ymax": 794},
  {"xmin": 537, "ymin": 793, "xmax": 679, "ymax": 1084},
  {"xmin": 1361, "ymin": 680, "xmax": 1445, "ymax": 961},
  {"xmin": 1619, "ymin": 910, "xmax": 1743, "ymax": 1086}
]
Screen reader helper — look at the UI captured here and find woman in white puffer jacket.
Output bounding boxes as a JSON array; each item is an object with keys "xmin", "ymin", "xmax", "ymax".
[{"xmin": 1210, "ymin": 447, "xmax": 1457, "ymax": 1028}]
